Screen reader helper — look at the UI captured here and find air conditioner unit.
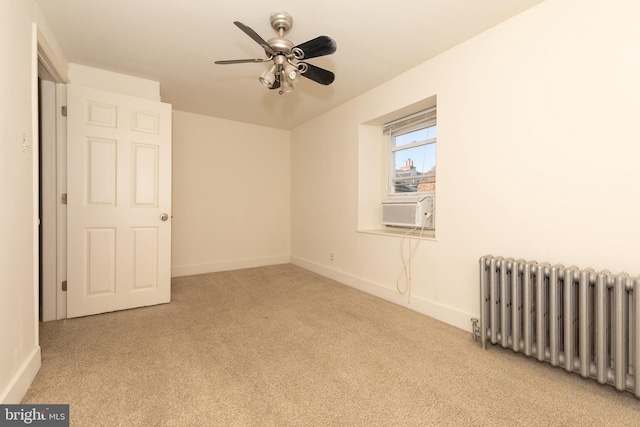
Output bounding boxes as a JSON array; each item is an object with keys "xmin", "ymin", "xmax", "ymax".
[{"xmin": 381, "ymin": 194, "xmax": 435, "ymax": 229}]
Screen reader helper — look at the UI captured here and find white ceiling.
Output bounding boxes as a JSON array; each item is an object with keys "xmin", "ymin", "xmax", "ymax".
[{"xmin": 36, "ymin": 0, "xmax": 545, "ymax": 130}]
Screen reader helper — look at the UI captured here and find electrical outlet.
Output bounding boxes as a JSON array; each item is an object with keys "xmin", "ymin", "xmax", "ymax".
[{"xmin": 329, "ymin": 253, "xmax": 334, "ymax": 261}]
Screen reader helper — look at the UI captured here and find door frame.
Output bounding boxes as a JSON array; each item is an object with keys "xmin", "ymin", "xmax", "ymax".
[{"xmin": 37, "ymin": 26, "xmax": 68, "ymax": 321}]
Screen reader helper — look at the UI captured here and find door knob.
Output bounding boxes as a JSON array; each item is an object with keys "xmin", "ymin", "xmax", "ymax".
[{"xmin": 160, "ymin": 213, "xmax": 169, "ymax": 221}]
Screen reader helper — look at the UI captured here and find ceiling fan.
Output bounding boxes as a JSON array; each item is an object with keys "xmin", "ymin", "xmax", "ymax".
[{"xmin": 215, "ymin": 12, "xmax": 337, "ymax": 95}]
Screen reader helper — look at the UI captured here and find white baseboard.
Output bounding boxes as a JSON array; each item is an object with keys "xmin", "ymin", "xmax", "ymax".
[
  {"xmin": 290, "ymin": 256, "xmax": 475, "ymax": 333},
  {"xmin": 0, "ymin": 346, "xmax": 41, "ymax": 404},
  {"xmin": 171, "ymin": 255, "xmax": 290, "ymax": 278}
]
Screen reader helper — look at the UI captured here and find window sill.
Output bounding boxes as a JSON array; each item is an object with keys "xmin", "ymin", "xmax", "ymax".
[{"xmin": 357, "ymin": 227, "xmax": 438, "ymax": 241}]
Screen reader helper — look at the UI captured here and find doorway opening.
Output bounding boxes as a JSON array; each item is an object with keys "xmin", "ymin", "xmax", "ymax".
[{"xmin": 37, "ymin": 41, "xmax": 68, "ymax": 322}]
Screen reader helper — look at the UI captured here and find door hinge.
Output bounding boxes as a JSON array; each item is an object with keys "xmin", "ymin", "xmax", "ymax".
[
  {"xmin": 61, "ymin": 106, "xmax": 67, "ymax": 117},
  {"xmin": 61, "ymin": 193, "xmax": 67, "ymax": 204},
  {"xmin": 61, "ymin": 281, "xmax": 67, "ymax": 292}
]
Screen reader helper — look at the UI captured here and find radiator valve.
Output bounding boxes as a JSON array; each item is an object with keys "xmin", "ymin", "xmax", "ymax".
[{"xmin": 470, "ymin": 318, "xmax": 480, "ymax": 342}]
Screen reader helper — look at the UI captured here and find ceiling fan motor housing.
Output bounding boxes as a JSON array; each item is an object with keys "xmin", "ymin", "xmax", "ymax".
[
  {"xmin": 267, "ymin": 37, "xmax": 294, "ymax": 54},
  {"xmin": 267, "ymin": 12, "xmax": 294, "ymax": 55}
]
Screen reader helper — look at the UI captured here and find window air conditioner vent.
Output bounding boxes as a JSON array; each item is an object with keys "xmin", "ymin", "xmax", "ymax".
[{"xmin": 381, "ymin": 194, "xmax": 435, "ymax": 229}]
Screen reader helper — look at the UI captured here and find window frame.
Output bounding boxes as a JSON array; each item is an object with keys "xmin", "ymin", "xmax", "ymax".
[{"xmin": 384, "ymin": 107, "xmax": 437, "ymax": 197}]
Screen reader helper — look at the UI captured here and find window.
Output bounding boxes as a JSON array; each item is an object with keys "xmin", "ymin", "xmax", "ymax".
[
  {"xmin": 356, "ymin": 97, "xmax": 437, "ymax": 234},
  {"xmin": 384, "ymin": 107, "xmax": 436, "ymax": 195}
]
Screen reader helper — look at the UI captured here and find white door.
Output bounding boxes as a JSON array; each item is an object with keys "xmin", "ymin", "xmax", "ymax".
[{"xmin": 66, "ymin": 85, "xmax": 172, "ymax": 318}]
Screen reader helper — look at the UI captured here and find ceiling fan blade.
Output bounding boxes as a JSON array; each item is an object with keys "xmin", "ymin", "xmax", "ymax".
[
  {"xmin": 214, "ymin": 58, "xmax": 270, "ymax": 65},
  {"xmin": 293, "ymin": 35, "xmax": 336, "ymax": 60},
  {"xmin": 233, "ymin": 21, "xmax": 276, "ymax": 56},
  {"xmin": 300, "ymin": 63, "xmax": 335, "ymax": 85}
]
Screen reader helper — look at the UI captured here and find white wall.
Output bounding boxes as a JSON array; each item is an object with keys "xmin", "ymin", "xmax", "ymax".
[
  {"xmin": 290, "ymin": 0, "xmax": 640, "ymax": 331},
  {"xmin": 67, "ymin": 64, "xmax": 160, "ymax": 101},
  {"xmin": 0, "ymin": 0, "xmax": 41, "ymax": 403},
  {"xmin": 171, "ymin": 111, "xmax": 291, "ymax": 276}
]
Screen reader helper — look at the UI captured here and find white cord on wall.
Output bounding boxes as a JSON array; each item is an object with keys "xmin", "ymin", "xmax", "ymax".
[{"xmin": 395, "ymin": 212, "xmax": 431, "ymax": 304}]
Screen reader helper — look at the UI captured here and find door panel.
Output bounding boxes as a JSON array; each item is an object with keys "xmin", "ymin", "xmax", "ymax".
[
  {"xmin": 85, "ymin": 228, "xmax": 116, "ymax": 295},
  {"xmin": 132, "ymin": 227, "xmax": 158, "ymax": 290},
  {"xmin": 131, "ymin": 143, "xmax": 159, "ymax": 207},
  {"xmin": 87, "ymin": 137, "xmax": 116, "ymax": 205},
  {"xmin": 67, "ymin": 85, "xmax": 171, "ymax": 318}
]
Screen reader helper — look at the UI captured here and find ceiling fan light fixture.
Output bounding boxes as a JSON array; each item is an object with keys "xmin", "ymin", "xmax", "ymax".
[
  {"xmin": 278, "ymin": 77, "xmax": 294, "ymax": 95},
  {"xmin": 259, "ymin": 64, "xmax": 277, "ymax": 87},
  {"xmin": 284, "ymin": 64, "xmax": 300, "ymax": 83}
]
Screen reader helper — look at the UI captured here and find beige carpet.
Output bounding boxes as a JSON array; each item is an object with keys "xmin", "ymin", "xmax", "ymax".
[{"xmin": 23, "ymin": 264, "xmax": 640, "ymax": 426}]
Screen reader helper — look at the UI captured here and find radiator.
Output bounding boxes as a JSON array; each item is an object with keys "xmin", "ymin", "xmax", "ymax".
[{"xmin": 477, "ymin": 255, "xmax": 640, "ymax": 397}]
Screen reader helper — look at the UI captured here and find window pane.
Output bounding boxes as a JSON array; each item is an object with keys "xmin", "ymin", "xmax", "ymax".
[
  {"xmin": 394, "ymin": 125, "xmax": 437, "ymax": 147},
  {"xmin": 393, "ymin": 143, "xmax": 436, "ymax": 193}
]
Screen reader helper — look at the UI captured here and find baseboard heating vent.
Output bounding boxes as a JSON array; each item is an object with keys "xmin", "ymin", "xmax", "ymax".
[{"xmin": 478, "ymin": 255, "xmax": 640, "ymax": 397}]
